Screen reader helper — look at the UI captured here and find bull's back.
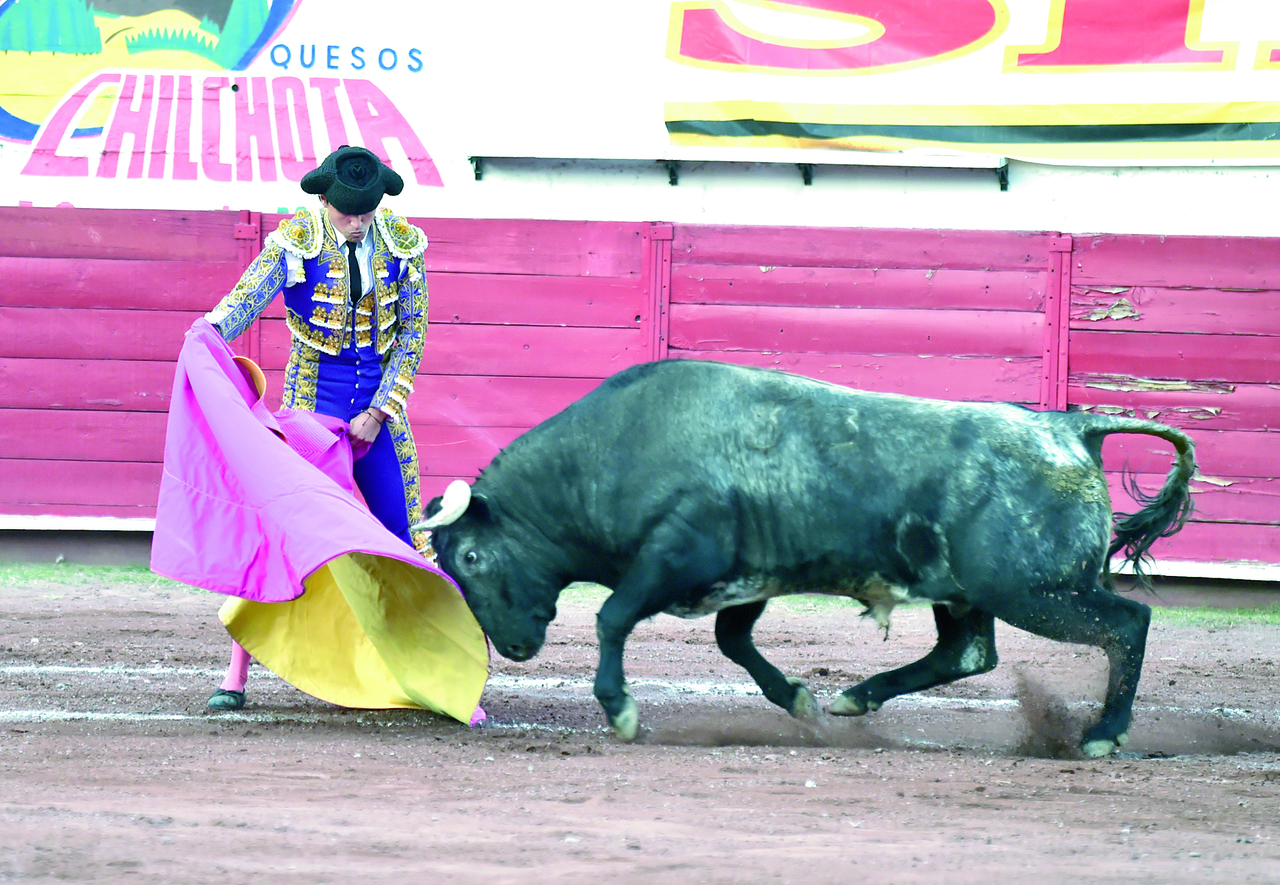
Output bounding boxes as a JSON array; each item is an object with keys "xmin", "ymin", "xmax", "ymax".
[
  {"xmin": 568, "ymin": 362, "xmax": 1111, "ymax": 570},
  {"xmin": 482, "ymin": 360, "xmax": 1113, "ymax": 596},
  {"xmin": 581, "ymin": 360, "xmax": 1093, "ymax": 489}
]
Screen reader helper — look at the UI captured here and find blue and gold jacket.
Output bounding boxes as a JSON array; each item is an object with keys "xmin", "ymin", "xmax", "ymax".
[{"xmin": 206, "ymin": 206, "xmax": 428, "ymax": 423}]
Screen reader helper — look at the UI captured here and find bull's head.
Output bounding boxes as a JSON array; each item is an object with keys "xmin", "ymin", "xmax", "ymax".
[{"xmin": 416, "ymin": 480, "xmax": 557, "ymax": 661}]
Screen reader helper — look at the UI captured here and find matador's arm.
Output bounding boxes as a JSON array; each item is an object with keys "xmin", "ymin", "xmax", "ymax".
[
  {"xmin": 370, "ymin": 249, "xmax": 427, "ymax": 423},
  {"xmin": 205, "ymin": 240, "xmax": 288, "ymax": 341}
]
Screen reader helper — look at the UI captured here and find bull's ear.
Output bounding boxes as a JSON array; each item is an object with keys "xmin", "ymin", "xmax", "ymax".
[
  {"xmin": 424, "ymin": 494, "xmax": 445, "ymax": 519},
  {"xmin": 469, "ymin": 493, "xmax": 493, "ymax": 523}
]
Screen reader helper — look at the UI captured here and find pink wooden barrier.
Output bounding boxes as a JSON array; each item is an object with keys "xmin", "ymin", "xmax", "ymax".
[
  {"xmin": 1072, "ymin": 234, "xmax": 1280, "ymax": 566},
  {"xmin": 1, "ymin": 209, "xmax": 1275, "ymax": 571},
  {"xmin": 665, "ymin": 225, "xmax": 1058, "ymax": 408}
]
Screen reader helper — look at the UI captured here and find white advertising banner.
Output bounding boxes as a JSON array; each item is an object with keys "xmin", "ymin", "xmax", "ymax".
[{"xmin": 2, "ymin": 0, "xmax": 1280, "ymax": 213}]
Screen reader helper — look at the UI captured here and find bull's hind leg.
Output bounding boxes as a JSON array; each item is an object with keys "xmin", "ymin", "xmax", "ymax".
[
  {"xmin": 715, "ymin": 601, "xmax": 822, "ymax": 722},
  {"xmin": 992, "ymin": 584, "xmax": 1151, "ymax": 758},
  {"xmin": 829, "ymin": 604, "xmax": 997, "ymax": 716}
]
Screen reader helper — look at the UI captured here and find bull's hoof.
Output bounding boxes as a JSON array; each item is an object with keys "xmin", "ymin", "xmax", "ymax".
[
  {"xmin": 828, "ymin": 690, "xmax": 880, "ymax": 717},
  {"xmin": 1080, "ymin": 731, "xmax": 1128, "ymax": 759},
  {"xmin": 786, "ymin": 677, "xmax": 822, "ymax": 722},
  {"xmin": 608, "ymin": 693, "xmax": 639, "ymax": 742}
]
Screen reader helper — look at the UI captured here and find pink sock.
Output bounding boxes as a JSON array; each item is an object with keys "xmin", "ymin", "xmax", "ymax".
[{"xmin": 219, "ymin": 640, "xmax": 251, "ymax": 692}]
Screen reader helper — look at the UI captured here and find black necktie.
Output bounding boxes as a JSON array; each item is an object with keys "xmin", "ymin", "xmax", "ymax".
[{"xmin": 346, "ymin": 240, "xmax": 362, "ymax": 302}]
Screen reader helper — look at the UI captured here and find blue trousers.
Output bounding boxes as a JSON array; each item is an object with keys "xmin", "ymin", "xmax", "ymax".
[{"xmin": 311, "ymin": 350, "xmax": 414, "ymax": 547}]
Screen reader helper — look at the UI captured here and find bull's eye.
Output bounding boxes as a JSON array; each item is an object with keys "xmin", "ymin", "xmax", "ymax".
[{"xmin": 464, "ymin": 550, "xmax": 479, "ymax": 566}]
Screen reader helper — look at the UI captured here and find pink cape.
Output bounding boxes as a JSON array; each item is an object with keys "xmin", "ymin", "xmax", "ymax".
[
  {"xmin": 151, "ymin": 318, "xmax": 433, "ymax": 600},
  {"xmin": 150, "ymin": 318, "xmax": 488, "ymax": 723}
]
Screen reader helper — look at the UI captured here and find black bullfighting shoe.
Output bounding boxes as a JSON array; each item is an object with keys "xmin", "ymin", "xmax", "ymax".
[{"xmin": 207, "ymin": 689, "xmax": 246, "ymax": 711}]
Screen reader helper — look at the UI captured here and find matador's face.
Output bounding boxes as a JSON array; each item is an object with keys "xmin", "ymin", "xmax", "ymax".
[{"xmin": 320, "ymin": 197, "xmax": 376, "ymax": 243}]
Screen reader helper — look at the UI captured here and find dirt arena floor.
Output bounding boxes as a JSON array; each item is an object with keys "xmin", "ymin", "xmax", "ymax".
[{"xmin": 2, "ymin": 571, "xmax": 1279, "ymax": 884}]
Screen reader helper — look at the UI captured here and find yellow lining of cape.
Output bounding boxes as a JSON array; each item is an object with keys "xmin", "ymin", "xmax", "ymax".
[{"xmin": 219, "ymin": 551, "xmax": 488, "ymax": 723}]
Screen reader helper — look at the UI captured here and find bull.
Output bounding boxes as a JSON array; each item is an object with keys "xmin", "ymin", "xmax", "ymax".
[{"xmin": 418, "ymin": 360, "xmax": 1196, "ymax": 757}]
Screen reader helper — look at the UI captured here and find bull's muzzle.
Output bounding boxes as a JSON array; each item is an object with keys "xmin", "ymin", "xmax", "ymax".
[{"xmin": 499, "ymin": 640, "xmax": 542, "ymax": 662}]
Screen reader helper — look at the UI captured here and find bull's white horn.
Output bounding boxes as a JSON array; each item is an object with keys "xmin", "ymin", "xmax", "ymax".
[{"xmin": 417, "ymin": 479, "xmax": 473, "ymax": 529}]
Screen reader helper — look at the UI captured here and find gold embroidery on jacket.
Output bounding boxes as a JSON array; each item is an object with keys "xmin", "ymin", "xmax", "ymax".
[{"xmin": 282, "ymin": 345, "xmax": 320, "ymax": 410}]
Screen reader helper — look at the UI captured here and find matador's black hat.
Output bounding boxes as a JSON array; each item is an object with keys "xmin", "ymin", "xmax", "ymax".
[{"xmin": 301, "ymin": 145, "xmax": 404, "ymax": 215}]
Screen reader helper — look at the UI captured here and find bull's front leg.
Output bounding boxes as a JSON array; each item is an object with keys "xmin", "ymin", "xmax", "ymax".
[
  {"xmin": 594, "ymin": 509, "xmax": 737, "ymax": 740},
  {"xmin": 593, "ymin": 600, "xmax": 639, "ymax": 741}
]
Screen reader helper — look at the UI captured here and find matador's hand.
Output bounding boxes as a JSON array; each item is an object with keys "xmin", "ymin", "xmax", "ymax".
[{"xmin": 349, "ymin": 407, "xmax": 386, "ymax": 444}]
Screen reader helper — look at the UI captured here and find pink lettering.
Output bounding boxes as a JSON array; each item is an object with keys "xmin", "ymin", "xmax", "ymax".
[
  {"xmin": 149, "ymin": 75, "xmax": 175, "ymax": 179},
  {"xmin": 201, "ymin": 77, "xmax": 233, "ymax": 182},
  {"xmin": 171, "ymin": 76, "xmax": 199, "ymax": 181},
  {"xmin": 98, "ymin": 74, "xmax": 153, "ymax": 179},
  {"xmin": 273, "ymin": 77, "xmax": 317, "ymax": 182},
  {"xmin": 234, "ymin": 77, "xmax": 277, "ymax": 181},
  {"xmin": 309, "ymin": 78, "xmax": 350, "ymax": 154},
  {"xmin": 22, "ymin": 76, "xmax": 441, "ymax": 187},
  {"xmin": 344, "ymin": 79, "xmax": 442, "ymax": 187},
  {"xmin": 21, "ymin": 73, "xmax": 122, "ymax": 177}
]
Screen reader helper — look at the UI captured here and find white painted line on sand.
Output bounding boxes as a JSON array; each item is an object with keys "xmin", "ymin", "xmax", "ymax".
[
  {"xmin": 2, "ymin": 664, "xmax": 224, "ymax": 678},
  {"xmin": 1, "ymin": 663, "xmax": 1266, "ymax": 726}
]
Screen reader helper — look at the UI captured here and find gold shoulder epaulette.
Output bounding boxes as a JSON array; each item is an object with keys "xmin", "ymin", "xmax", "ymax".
[
  {"xmin": 375, "ymin": 209, "xmax": 427, "ymax": 260},
  {"xmin": 266, "ymin": 207, "xmax": 323, "ymax": 259}
]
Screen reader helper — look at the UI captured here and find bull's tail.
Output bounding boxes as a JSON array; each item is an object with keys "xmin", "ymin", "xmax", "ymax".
[{"xmin": 1085, "ymin": 417, "xmax": 1197, "ymax": 587}]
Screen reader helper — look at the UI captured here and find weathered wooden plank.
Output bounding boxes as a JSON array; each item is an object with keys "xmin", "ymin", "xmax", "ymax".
[
  {"xmin": 1108, "ymin": 474, "xmax": 1279, "ymax": 526},
  {"xmin": 408, "ymin": 217, "xmax": 647, "ymax": 277},
  {"xmin": 256, "ymin": 318, "xmax": 654, "ymax": 378},
  {"xmin": 2, "ymin": 359, "xmax": 175, "ymax": 411},
  {"xmin": 1135, "ymin": 521, "xmax": 1280, "ymax": 567},
  {"xmin": 1101, "ymin": 429, "xmax": 1280, "ymax": 479},
  {"xmin": 1, "ymin": 257, "xmax": 246, "ymax": 310},
  {"xmin": 21, "ymin": 367, "xmax": 601, "ymax": 432},
  {"xmin": 428, "ymin": 273, "xmax": 645, "ymax": 328},
  {"xmin": 0, "ymin": 411, "xmax": 520, "ymax": 501},
  {"xmin": 416, "ymin": 425, "xmax": 524, "ymax": 483},
  {"xmin": 1072, "ymin": 235, "xmax": 1280, "ymax": 289},
  {"xmin": 1183, "ymin": 477, "xmax": 1280, "ymax": 525},
  {"xmin": 673, "ymin": 225, "xmax": 1057, "ymax": 272},
  {"xmin": 1, "ymin": 307, "xmax": 200, "ymax": 361},
  {"xmin": 668, "ymin": 351, "xmax": 1043, "ymax": 403},
  {"xmin": 409, "ymin": 375, "xmax": 602, "ymax": 428},
  {"xmin": 417, "ymin": 324, "xmax": 652, "ymax": 378},
  {"xmin": 668, "ymin": 304, "xmax": 1044, "ymax": 357},
  {"xmin": 0, "ymin": 208, "xmax": 247, "ymax": 262},
  {"xmin": 1071, "ymin": 286, "xmax": 1280, "ymax": 336},
  {"xmin": 0, "ymin": 460, "xmax": 161, "ymax": 508},
  {"xmin": 1069, "ymin": 330, "xmax": 1278, "ymax": 385},
  {"xmin": 261, "ymin": 213, "xmax": 648, "ymax": 277},
  {"xmin": 0, "ymin": 409, "xmax": 167, "ymax": 462},
  {"xmin": 0, "ymin": 502, "xmax": 159, "ymax": 518},
  {"xmin": 672, "ymin": 264, "xmax": 1045, "ymax": 311},
  {"xmin": 1070, "ymin": 384, "xmax": 1280, "ymax": 433},
  {"xmin": 6, "ymin": 479, "xmax": 1275, "ymax": 563}
]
